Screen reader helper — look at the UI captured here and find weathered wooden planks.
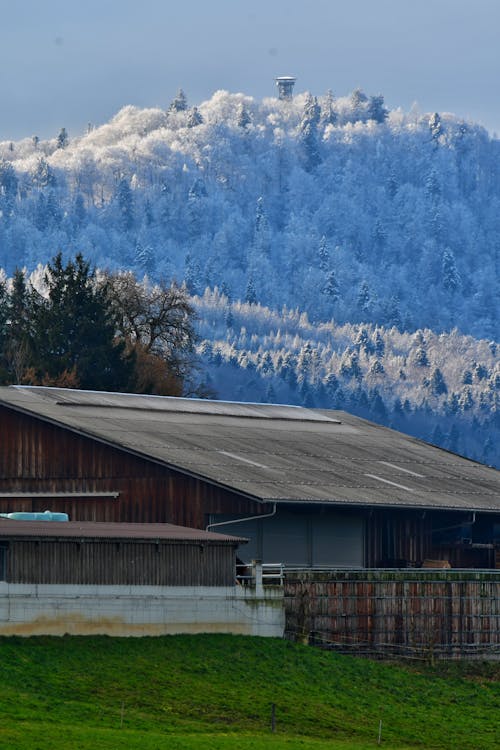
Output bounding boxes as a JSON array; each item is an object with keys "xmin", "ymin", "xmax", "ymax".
[{"xmin": 284, "ymin": 570, "xmax": 500, "ymax": 658}]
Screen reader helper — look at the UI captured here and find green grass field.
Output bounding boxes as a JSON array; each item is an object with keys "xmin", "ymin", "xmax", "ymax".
[{"xmin": 0, "ymin": 634, "xmax": 498, "ymax": 750}]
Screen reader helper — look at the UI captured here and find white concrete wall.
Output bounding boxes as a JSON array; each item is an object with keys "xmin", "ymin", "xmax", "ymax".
[{"xmin": 0, "ymin": 582, "xmax": 284, "ymax": 638}]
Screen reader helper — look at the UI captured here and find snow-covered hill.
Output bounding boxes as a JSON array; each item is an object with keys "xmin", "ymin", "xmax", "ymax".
[
  {"xmin": 195, "ymin": 290, "xmax": 499, "ymax": 468},
  {"xmin": 0, "ymin": 88, "xmax": 498, "ymax": 339},
  {"xmin": 0, "ymin": 87, "xmax": 498, "ymax": 465}
]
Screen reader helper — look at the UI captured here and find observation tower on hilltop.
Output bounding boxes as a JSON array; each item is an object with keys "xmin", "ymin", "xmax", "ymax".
[{"xmin": 275, "ymin": 76, "xmax": 296, "ymax": 101}]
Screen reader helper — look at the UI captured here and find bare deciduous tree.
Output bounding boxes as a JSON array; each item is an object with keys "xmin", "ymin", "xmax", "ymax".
[{"xmin": 101, "ymin": 271, "xmax": 197, "ymax": 394}]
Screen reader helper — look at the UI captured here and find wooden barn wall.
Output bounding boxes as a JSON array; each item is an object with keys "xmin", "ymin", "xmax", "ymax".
[
  {"xmin": 364, "ymin": 510, "xmax": 496, "ymax": 569},
  {"xmin": 284, "ymin": 570, "xmax": 500, "ymax": 659},
  {"xmin": 364, "ymin": 510, "xmax": 431, "ymax": 567},
  {"xmin": 0, "ymin": 407, "xmax": 264, "ymax": 526},
  {"xmin": 4, "ymin": 539, "xmax": 237, "ymax": 586}
]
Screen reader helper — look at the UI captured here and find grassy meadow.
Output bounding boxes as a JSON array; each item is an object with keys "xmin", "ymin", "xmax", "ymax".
[{"xmin": 0, "ymin": 634, "xmax": 498, "ymax": 749}]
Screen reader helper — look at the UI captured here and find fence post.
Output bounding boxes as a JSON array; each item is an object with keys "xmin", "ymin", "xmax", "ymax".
[{"xmin": 252, "ymin": 559, "xmax": 264, "ymax": 596}]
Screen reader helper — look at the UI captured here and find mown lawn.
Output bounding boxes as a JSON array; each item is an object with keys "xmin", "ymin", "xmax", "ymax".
[{"xmin": 0, "ymin": 634, "xmax": 498, "ymax": 749}]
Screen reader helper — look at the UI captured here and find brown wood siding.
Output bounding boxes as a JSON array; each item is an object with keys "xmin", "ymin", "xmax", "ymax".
[
  {"xmin": 0, "ymin": 406, "xmax": 265, "ymax": 526},
  {"xmin": 364, "ymin": 510, "xmax": 433, "ymax": 567},
  {"xmin": 4, "ymin": 539, "xmax": 237, "ymax": 586},
  {"xmin": 284, "ymin": 570, "xmax": 500, "ymax": 658}
]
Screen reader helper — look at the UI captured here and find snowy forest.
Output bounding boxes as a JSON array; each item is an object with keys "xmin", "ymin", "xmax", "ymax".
[{"xmin": 0, "ymin": 87, "xmax": 498, "ymax": 466}]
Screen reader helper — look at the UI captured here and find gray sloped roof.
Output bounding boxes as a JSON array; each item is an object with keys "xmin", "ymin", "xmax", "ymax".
[
  {"xmin": 0, "ymin": 518, "xmax": 244, "ymax": 543},
  {"xmin": 1, "ymin": 386, "xmax": 499, "ymax": 513}
]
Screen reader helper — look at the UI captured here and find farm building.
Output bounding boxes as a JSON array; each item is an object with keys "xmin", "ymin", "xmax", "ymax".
[
  {"xmin": 0, "ymin": 519, "xmax": 243, "ymax": 587},
  {"xmin": 1, "ymin": 385, "xmax": 499, "ymax": 571},
  {"xmin": 0, "ymin": 517, "xmax": 285, "ymax": 637}
]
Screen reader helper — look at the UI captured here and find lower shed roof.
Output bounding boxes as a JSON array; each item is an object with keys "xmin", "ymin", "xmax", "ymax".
[
  {"xmin": 0, "ymin": 519, "xmax": 244, "ymax": 543},
  {"xmin": 0, "ymin": 386, "xmax": 499, "ymax": 514}
]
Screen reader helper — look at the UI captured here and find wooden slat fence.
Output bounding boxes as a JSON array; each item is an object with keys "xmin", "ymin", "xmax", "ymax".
[{"xmin": 284, "ymin": 570, "xmax": 500, "ymax": 660}]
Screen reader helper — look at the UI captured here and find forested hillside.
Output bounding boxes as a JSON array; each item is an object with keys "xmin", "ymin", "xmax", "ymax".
[
  {"xmin": 0, "ymin": 88, "xmax": 498, "ymax": 338},
  {"xmin": 0, "ymin": 87, "xmax": 498, "ymax": 465},
  {"xmin": 195, "ymin": 290, "xmax": 499, "ymax": 468}
]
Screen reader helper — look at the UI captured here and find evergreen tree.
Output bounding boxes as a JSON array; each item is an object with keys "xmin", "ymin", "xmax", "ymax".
[
  {"xmin": 187, "ymin": 107, "xmax": 203, "ymax": 128},
  {"xmin": 169, "ymin": 89, "xmax": 188, "ymax": 112},
  {"xmin": 386, "ymin": 170, "xmax": 398, "ymax": 199},
  {"xmin": 462, "ymin": 370, "xmax": 473, "ymax": 385},
  {"xmin": 357, "ymin": 281, "xmax": 372, "ymax": 315},
  {"xmin": 253, "ymin": 196, "xmax": 270, "ymax": 257},
  {"xmin": 220, "ymin": 281, "xmax": 231, "ymax": 301},
  {"xmin": 297, "ymin": 342, "xmax": 313, "ymax": 383},
  {"xmin": 392, "ymin": 397, "xmax": 404, "ymax": 419},
  {"xmin": 442, "ymin": 248, "xmax": 461, "ymax": 292},
  {"xmin": 412, "ymin": 331, "xmax": 429, "ymax": 367},
  {"xmin": 483, "ymin": 435, "xmax": 494, "ymax": 462},
  {"xmin": 184, "ymin": 252, "xmax": 201, "ymax": 294},
  {"xmin": 323, "ymin": 371, "xmax": 339, "ymax": 397},
  {"xmin": 425, "ymin": 169, "xmax": 441, "ymax": 201},
  {"xmin": 318, "ymin": 235, "xmax": 329, "ymax": 271},
  {"xmin": 429, "ymin": 367, "xmax": 448, "ymax": 395},
  {"xmin": 429, "ymin": 112, "xmax": 442, "ymax": 142},
  {"xmin": 237, "ymin": 103, "xmax": 251, "ymax": 129},
  {"xmin": 46, "ymin": 191, "xmax": 61, "ymax": 227},
  {"xmin": 0, "ymin": 160, "xmax": 18, "ymax": 206},
  {"xmin": 459, "ymin": 385, "xmax": 474, "ymax": 411},
  {"xmin": 321, "ymin": 269, "xmax": 339, "ymax": 301},
  {"xmin": 474, "ymin": 363, "xmax": 488, "ymax": 381},
  {"xmin": 30, "ymin": 252, "xmax": 132, "ymax": 391},
  {"xmin": 245, "ymin": 276, "xmax": 257, "ymax": 305},
  {"xmin": 300, "ymin": 94, "xmax": 321, "ymax": 171},
  {"xmin": 258, "ymin": 351, "xmax": 274, "ymax": 374},
  {"xmin": 350, "ymin": 88, "xmax": 368, "ymax": 121},
  {"xmin": 369, "ymin": 387, "xmax": 387, "ymax": 420},
  {"xmin": 32, "ymin": 158, "xmax": 55, "ymax": 188},
  {"xmin": 72, "ymin": 193, "xmax": 86, "ymax": 229},
  {"xmin": 370, "ymin": 359, "xmax": 385, "ymax": 374},
  {"xmin": 386, "ymin": 296, "xmax": 402, "ymax": 330},
  {"xmin": 264, "ymin": 382, "xmax": 276, "ymax": 403},
  {"xmin": 135, "ymin": 243, "xmax": 155, "ymax": 275},
  {"xmin": 431, "ymin": 424, "xmax": 445, "ymax": 446},
  {"xmin": 34, "ymin": 193, "xmax": 49, "ymax": 231},
  {"xmin": 116, "ymin": 178, "xmax": 134, "ymax": 232},
  {"xmin": 367, "ymin": 94, "xmax": 388, "ymax": 123},
  {"xmin": 447, "ymin": 424, "xmax": 460, "ymax": 453},
  {"xmin": 340, "ymin": 348, "xmax": 361, "ymax": 380},
  {"xmin": 445, "ymin": 392, "xmax": 460, "ymax": 415},
  {"xmin": 373, "ymin": 330, "xmax": 385, "ymax": 357},
  {"xmin": 56, "ymin": 127, "xmax": 68, "ymax": 149},
  {"xmin": 372, "ymin": 219, "xmax": 387, "ymax": 253},
  {"xmin": 355, "ymin": 326, "xmax": 375, "ymax": 355},
  {"xmin": 321, "ymin": 90, "xmax": 337, "ymax": 126}
]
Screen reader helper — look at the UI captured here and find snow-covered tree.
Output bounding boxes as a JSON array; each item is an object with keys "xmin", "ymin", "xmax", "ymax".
[{"xmin": 169, "ymin": 88, "xmax": 188, "ymax": 112}]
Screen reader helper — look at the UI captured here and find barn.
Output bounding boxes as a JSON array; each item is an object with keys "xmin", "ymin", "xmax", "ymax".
[
  {"xmin": 0, "ymin": 517, "xmax": 288, "ymax": 637},
  {"xmin": 0, "ymin": 519, "xmax": 243, "ymax": 587},
  {"xmin": 1, "ymin": 385, "xmax": 499, "ymax": 571}
]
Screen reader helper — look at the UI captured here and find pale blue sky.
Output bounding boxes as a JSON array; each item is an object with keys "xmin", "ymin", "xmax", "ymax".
[{"xmin": 1, "ymin": 0, "xmax": 500, "ymax": 140}]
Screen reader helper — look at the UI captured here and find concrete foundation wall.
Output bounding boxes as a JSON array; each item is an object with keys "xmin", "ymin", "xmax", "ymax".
[{"xmin": 0, "ymin": 583, "xmax": 284, "ymax": 638}]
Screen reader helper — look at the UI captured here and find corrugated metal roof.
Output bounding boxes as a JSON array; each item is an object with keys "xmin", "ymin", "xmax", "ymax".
[
  {"xmin": 0, "ymin": 518, "xmax": 245, "ymax": 543},
  {"xmin": 1, "ymin": 386, "xmax": 499, "ymax": 513}
]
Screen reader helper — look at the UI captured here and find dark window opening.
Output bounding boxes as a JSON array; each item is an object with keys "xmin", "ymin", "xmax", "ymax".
[{"xmin": 0, "ymin": 544, "xmax": 7, "ymax": 581}]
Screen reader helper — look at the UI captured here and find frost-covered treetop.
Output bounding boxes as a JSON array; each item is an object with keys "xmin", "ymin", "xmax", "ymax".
[
  {"xmin": 0, "ymin": 88, "xmax": 484, "ymax": 167},
  {"xmin": 0, "ymin": 87, "xmax": 497, "ymax": 342}
]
